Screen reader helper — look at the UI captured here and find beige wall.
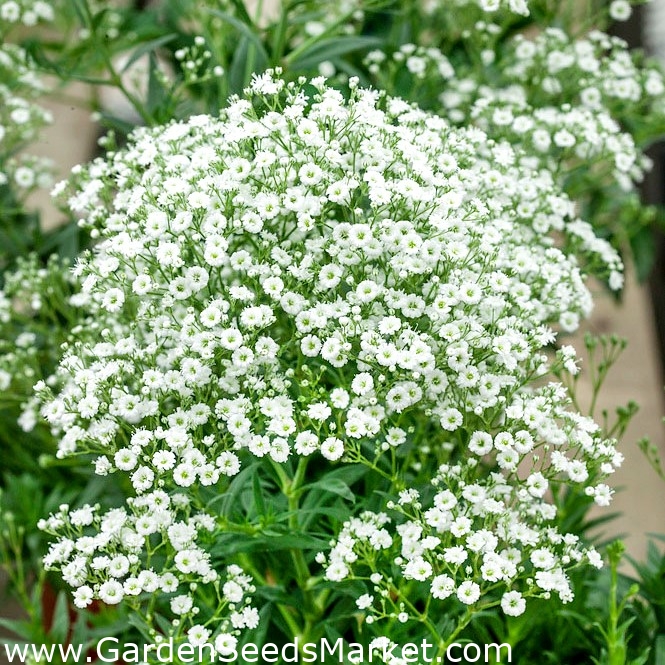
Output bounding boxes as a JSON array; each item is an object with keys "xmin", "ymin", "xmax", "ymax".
[
  {"xmin": 572, "ymin": 273, "xmax": 665, "ymax": 560},
  {"xmin": 25, "ymin": 81, "xmax": 97, "ymax": 231}
]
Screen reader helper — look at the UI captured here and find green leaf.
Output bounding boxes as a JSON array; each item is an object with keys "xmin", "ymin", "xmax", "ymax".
[
  {"xmin": 69, "ymin": 0, "xmax": 92, "ymax": 27},
  {"xmin": 48, "ymin": 591, "xmax": 70, "ymax": 642},
  {"xmin": 152, "ymin": 612, "xmax": 173, "ymax": 636},
  {"xmin": 322, "ymin": 464, "xmax": 368, "ymax": 484},
  {"xmin": 629, "ymin": 650, "xmax": 651, "ymax": 665},
  {"xmin": 288, "ymin": 35, "xmax": 384, "ymax": 71},
  {"xmin": 283, "ymin": 505, "xmax": 353, "ymax": 522},
  {"xmin": 207, "ymin": 460, "xmax": 260, "ymax": 517},
  {"xmin": 206, "ymin": 9, "xmax": 269, "ymax": 94},
  {"xmin": 254, "ymin": 586, "xmax": 292, "ymax": 604},
  {"xmin": 224, "ymin": 0, "xmax": 255, "ymax": 27},
  {"xmin": 126, "ymin": 613, "xmax": 153, "ymax": 643},
  {"xmin": 120, "ymin": 34, "xmax": 178, "ymax": 73},
  {"xmin": 0, "ymin": 618, "xmax": 34, "ymax": 641},
  {"xmin": 654, "ymin": 635, "xmax": 665, "ymax": 665},
  {"xmin": 257, "ymin": 529, "xmax": 329, "ymax": 550},
  {"xmin": 211, "ymin": 528, "xmax": 329, "ymax": 557},
  {"xmin": 302, "ymin": 477, "xmax": 355, "ymax": 503},
  {"xmin": 38, "ymin": 221, "xmax": 83, "ymax": 261},
  {"xmin": 630, "ymin": 226, "xmax": 656, "ymax": 282},
  {"xmin": 206, "ymin": 9, "xmax": 269, "ymax": 65},
  {"xmin": 228, "ymin": 35, "xmax": 264, "ymax": 95},
  {"xmin": 252, "ymin": 469, "xmax": 266, "ymax": 518},
  {"xmin": 146, "ymin": 52, "xmax": 168, "ymax": 121}
]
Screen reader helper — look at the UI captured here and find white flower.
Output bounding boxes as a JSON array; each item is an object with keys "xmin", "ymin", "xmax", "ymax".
[
  {"xmin": 295, "ymin": 431, "xmax": 319, "ymax": 455},
  {"xmin": 307, "ymin": 402, "xmax": 332, "ymax": 422},
  {"xmin": 223, "ymin": 580, "xmax": 244, "ymax": 603},
  {"xmin": 72, "ymin": 586, "xmax": 93, "ymax": 608},
  {"xmin": 404, "ymin": 557, "xmax": 433, "ymax": 581},
  {"xmin": 431, "ymin": 574, "xmax": 455, "ymax": 600},
  {"xmin": 531, "ymin": 548, "xmax": 556, "ymax": 570},
  {"xmin": 469, "ymin": 431, "xmax": 493, "ymax": 456},
  {"xmin": 440, "ymin": 408, "xmax": 463, "ymax": 431},
  {"xmin": 456, "ymin": 580, "xmax": 481, "ymax": 605},
  {"xmin": 443, "ymin": 546, "xmax": 468, "ymax": 565},
  {"xmin": 330, "ymin": 388, "xmax": 350, "ymax": 409},
  {"xmin": 187, "ymin": 625, "xmax": 211, "ymax": 647},
  {"xmin": 351, "ymin": 372, "xmax": 374, "ymax": 396},
  {"xmin": 37, "ymin": 73, "xmax": 624, "ymax": 635},
  {"xmin": 356, "ymin": 593, "xmax": 374, "ymax": 609},
  {"xmin": 98, "ymin": 580, "xmax": 124, "ymax": 605},
  {"xmin": 325, "ymin": 561, "xmax": 349, "ymax": 581},
  {"xmin": 609, "ymin": 0, "xmax": 631, "ymax": 21},
  {"xmin": 214, "ymin": 634, "xmax": 237, "ymax": 657},
  {"xmin": 114, "ymin": 448, "xmax": 137, "ymax": 471},
  {"xmin": 593, "ymin": 484, "xmax": 613, "ymax": 506},
  {"xmin": 100, "ymin": 288, "xmax": 124, "ymax": 312},
  {"xmin": 321, "ymin": 437, "xmax": 344, "ymax": 461},
  {"xmin": 170, "ymin": 594, "xmax": 194, "ymax": 615},
  {"xmin": 108, "ymin": 555, "xmax": 130, "ymax": 578},
  {"xmin": 501, "ymin": 590, "xmax": 526, "ymax": 616}
]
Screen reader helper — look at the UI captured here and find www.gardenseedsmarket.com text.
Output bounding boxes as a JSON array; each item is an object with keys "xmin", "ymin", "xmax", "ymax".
[{"xmin": 4, "ymin": 637, "xmax": 512, "ymax": 663}]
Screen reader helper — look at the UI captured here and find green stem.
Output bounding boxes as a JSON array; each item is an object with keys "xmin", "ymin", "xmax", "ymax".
[
  {"xmin": 282, "ymin": 7, "xmax": 359, "ymax": 66},
  {"xmin": 71, "ymin": 0, "xmax": 154, "ymax": 124},
  {"xmin": 269, "ymin": 458, "xmax": 317, "ymax": 641},
  {"xmin": 271, "ymin": 0, "xmax": 290, "ymax": 67},
  {"xmin": 438, "ymin": 610, "xmax": 475, "ymax": 658},
  {"xmin": 287, "ymin": 459, "xmax": 314, "ymax": 617},
  {"xmin": 607, "ymin": 544, "xmax": 621, "ymax": 664},
  {"xmin": 238, "ymin": 553, "xmax": 303, "ymax": 639}
]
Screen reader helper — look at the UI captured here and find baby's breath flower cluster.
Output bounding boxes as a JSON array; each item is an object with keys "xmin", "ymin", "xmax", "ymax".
[
  {"xmin": 0, "ymin": 255, "xmax": 80, "ymax": 434},
  {"xmin": 37, "ymin": 72, "xmax": 623, "ymax": 644},
  {"xmin": 174, "ymin": 36, "xmax": 224, "ymax": 85},
  {"xmin": 0, "ymin": 0, "xmax": 53, "ymax": 27},
  {"xmin": 459, "ymin": 27, "xmax": 665, "ymax": 199},
  {"xmin": 422, "ymin": 0, "xmax": 529, "ymax": 17},
  {"xmin": 362, "ymin": 6, "xmax": 665, "ymax": 273},
  {"xmin": 370, "ymin": 28, "xmax": 664, "ymax": 206},
  {"xmin": 288, "ymin": 0, "xmax": 366, "ymax": 42},
  {"xmin": 0, "ymin": 0, "xmax": 55, "ymax": 242},
  {"xmin": 39, "ymin": 499, "xmax": 257, "ymax": 635},
  {"xmin": 0, "ymin": 43, "xmax": 53, "ymax": 193},
  {"xmin": 321, "ymin": 379, "xmax": 616, "ymax": 622}
]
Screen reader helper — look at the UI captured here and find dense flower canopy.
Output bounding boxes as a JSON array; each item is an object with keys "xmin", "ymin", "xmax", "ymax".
[{"xmin": 37, "ymin": 73, "xmax": 623, "ymax": 641}]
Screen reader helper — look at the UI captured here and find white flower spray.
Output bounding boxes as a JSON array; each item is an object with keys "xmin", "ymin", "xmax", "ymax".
[{"xmin": 37, "ymin": 71, "xmax": 623, "ymax": 653}]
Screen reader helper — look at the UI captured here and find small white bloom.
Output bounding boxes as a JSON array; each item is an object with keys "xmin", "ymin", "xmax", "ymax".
[
  {"xmin": 501, "ymin": 590, "xmax": 526, "ymax": 616},
  {"xmin": 214, "ymin": 633, "xmax": 237, "ymax": 657},
  {"xmin": 609, "ymin": 0, "xmax": 631, "ymax": 21},
  {"xmin": 98, "ymin": 580, "xmax": 124, "ymax": 605},
  {"xmin": 320, "ymin": 437, "xmax": 344, "ymax": 461},
  {"xmin": 456, "ymin": 580, "xmax": 480, "ymax": 605}
]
